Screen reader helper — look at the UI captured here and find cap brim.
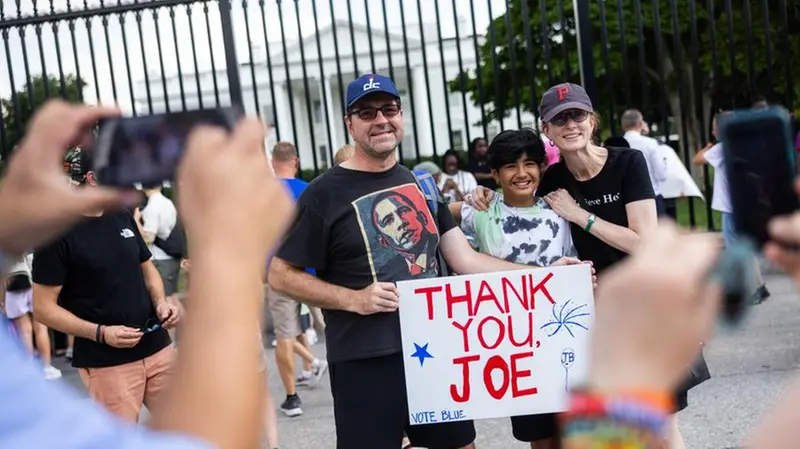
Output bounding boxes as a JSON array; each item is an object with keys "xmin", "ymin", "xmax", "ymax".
[
  {"xmin": 347, "ymin": 89, "xmax": 400, "ymax": 108},
  {"xmin": 542, "ymin": 101, "xmax": 594, "ymax": 123}
]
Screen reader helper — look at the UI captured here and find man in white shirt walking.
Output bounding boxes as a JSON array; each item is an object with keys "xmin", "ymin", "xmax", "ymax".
[
  {"xmin": 622, "ymin": 109, "xmax": 668, "ymax": 215},
  {"xmin": 135, "ymin": 186, "xmax": 181, "ymax": 306}
]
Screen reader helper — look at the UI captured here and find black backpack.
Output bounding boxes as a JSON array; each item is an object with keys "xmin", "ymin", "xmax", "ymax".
[{"xmin": 154, "ymin": 216, "xmax": 188, "ymax": 259}]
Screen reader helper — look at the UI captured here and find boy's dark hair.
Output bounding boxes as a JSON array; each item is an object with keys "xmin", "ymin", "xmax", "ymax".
[{"xmin": 487, "ymin": 128, "xmax": 546, "ymax": 171}]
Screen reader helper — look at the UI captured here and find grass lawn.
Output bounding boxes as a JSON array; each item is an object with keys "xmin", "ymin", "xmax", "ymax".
[{"xmin": 673, "ymin": 197, "xmax": 722, "ymax": 231}]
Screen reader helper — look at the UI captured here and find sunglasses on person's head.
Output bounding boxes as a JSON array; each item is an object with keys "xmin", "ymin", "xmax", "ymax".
[
  {"xmin": 349, "ymin": 104, "xmax": 401, "ymax": 121},
  {"xmin": 549, "ymin": 109, "xmax": 590, "ymax": 127}
]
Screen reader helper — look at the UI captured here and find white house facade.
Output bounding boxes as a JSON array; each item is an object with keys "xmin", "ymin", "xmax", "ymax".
[{"xmin": 132, "ymin": 20, "xmax": 538, "ymax": 169}]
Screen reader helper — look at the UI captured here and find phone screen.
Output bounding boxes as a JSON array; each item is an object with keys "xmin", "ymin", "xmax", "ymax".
[
  {"xmin": 93, "ymin": 108, "xmax": 239, "ymax": 187},
  {"xmin": 723, "ymin": 110, "xmax": 799, "ymax": 249}
]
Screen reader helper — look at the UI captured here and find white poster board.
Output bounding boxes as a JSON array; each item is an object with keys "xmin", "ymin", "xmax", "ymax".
[{"xmin": 398, "ymin": 264, "xmax": 595, "ymax": 424}]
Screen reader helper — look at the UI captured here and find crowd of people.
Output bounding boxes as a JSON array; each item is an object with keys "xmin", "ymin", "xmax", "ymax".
[{"xmin": 1, "ymin": 71, "xmax": 800, "ymax": 449}]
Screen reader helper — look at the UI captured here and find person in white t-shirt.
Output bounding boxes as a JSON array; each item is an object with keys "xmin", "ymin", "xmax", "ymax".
[
  {"xmin": 621, "ymin": 109, "xmax": 668, "ymax": 215},
  {"xmin": 438, "ymin": 149, "xmax": 478, "ymax": 202},
  {"xmin": 135, "ymin": 186, "xmax": 180, "ymax": 303},
  {"xmin": 693, "ymin": 112, "xmax": 770, "ymax": 303}
]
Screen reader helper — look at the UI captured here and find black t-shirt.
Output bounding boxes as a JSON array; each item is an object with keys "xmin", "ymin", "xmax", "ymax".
[
  {"xmin": 537, "ymin": 147, "xmax": 654, "ymax": 273},
  {"xmin": 276, "ymin": 164, "xmax": 456, "ymax": 363},
  {"xmin": 468, "ymin": 157, "xmax": 498, "ymax": 190},
  {"xmin": 32, "ymin": 211, "xmax": 171, "ymax": 368}
]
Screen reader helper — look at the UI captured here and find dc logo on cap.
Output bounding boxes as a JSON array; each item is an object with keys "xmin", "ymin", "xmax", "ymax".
[{"xmin": 363, "ymin": 75, "xmax": 381, "ymax": 92}]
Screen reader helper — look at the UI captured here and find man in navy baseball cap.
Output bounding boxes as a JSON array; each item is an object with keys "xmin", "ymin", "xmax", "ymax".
[
  {"xmin": 271, "ymin": 71, "xmax": 487, "ymax": 449},
  {"xmin": 341, "ymin": 73, "xmax": 405, "ymax": 159}
]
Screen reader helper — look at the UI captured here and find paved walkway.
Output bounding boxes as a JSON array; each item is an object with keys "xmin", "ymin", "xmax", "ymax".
[{"xmin": 53, "ymin": 274, "xmax": 800, "ymax": 449}]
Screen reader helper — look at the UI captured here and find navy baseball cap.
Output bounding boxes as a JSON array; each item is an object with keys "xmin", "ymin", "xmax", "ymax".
[
  {"xmin": 345, "ymin": 73, "xmax": 400, "ymax": 109},
  {"xmin": 539, "ymin": 83, "xmax": 594, "ymax": 123}
]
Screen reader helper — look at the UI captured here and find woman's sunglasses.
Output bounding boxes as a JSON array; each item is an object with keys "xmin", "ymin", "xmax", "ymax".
[
  {"xmin": 349, "ymin": 104, "xmax": 401, "ymax": 121},
  {"xmin": 549, "ymin": 109, "xmax": 590, "ymax": 127}
]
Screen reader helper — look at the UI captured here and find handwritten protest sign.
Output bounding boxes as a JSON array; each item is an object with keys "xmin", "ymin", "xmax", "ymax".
[{"xmin": 398, "ymin": 264, "xmax": 594, "ymax": 424}]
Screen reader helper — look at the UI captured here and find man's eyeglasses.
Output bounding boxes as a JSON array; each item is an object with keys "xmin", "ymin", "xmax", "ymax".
[
  {"xmin": 349, "ymin": 104, "xmax": 401, "ymax": 121},
  {"xmin": 549, "ymin": 109, "xmax": 590, "ymax": 127}
]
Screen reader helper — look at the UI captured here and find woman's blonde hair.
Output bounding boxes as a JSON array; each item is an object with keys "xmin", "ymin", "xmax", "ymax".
[{"xmin": 334, "ymin": 144, "xmax": 355, "ymax": 165}]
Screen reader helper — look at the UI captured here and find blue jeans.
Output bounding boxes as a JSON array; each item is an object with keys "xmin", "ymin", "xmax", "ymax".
[{"xmin": 721, "ymin": 212, "xmax": 738, "ymax": 248}]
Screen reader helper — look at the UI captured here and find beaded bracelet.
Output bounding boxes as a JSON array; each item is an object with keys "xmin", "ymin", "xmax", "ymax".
[
  {"xmin": 560, "ymin": 389, "xmax": 671, "ymax": 449},
  {"xmin": 561, "ymin": 418, "xmax": 660, "ymax": 449}
]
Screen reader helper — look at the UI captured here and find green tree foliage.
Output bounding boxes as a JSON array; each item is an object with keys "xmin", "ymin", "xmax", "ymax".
[
  {"xmin": 450, "ymin": 0, "xmax": 800, "ymax": 153},
  {"xmin": 1, "ymin": 74, "xmax": 85, "ymax": 153}
]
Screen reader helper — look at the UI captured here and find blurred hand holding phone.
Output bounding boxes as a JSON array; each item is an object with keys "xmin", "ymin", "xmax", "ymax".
[
  {"xmin": 712, "ymin": 105, "xmax": 798, "ymax": 326},
  {"xmin": 720, "ymin": 105, "xmax": 799, "ymax": 249},
  {"xmin": 91, "ymin": 107, "xmax": 243, "ymax": 188}
]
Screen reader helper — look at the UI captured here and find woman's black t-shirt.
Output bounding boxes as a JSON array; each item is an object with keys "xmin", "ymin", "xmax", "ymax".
[{"xmin": 537, "ymin": 147, "xmax": 655, "ymax": 273}]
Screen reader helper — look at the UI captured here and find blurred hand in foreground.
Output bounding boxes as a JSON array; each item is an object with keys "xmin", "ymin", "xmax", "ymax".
[
  {"xmin": 0, "ymin": 102, "xmax": 293, "ymax": 449},
  {"xmin": 588, "ymin": 222, "xmax": 722, "ymax": 393},
  {"xmin": 0, "ymin": 101, "xmax": 132, "ymax": 254},
  {"xmin": 177, "ymin": 118, "xmax": 293, "ymax": 264},
  {"xmin": 151, "ymin": 117, "xmax": 294, "ymax": 449}
]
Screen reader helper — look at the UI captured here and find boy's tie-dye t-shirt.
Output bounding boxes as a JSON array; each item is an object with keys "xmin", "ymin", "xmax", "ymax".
[{"xmin": 460, "ymin": 194, "xmax": 577, "ymax": 266}]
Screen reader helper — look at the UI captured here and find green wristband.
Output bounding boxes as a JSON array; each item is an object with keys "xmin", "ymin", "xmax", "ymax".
[{"xmin": 584, "ymin": 213, "xmax": 596, "ymax": 232}]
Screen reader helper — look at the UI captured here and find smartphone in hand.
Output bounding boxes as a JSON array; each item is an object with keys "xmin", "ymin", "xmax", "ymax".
[
  {"xmin": 91, "ymin": 108, "xmax": 243, "ymax": 188},
  {"xmin": 720, "ymin": 105, "xmax": 799, "ymax": 250}
]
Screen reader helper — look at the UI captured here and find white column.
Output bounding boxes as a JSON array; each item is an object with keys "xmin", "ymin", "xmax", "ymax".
[
  {"xmin": 411, "ymin": 65, "xmax": 433, "ymax": 159},
  {"xmin": 322, "ymin": 76, "xmax": 340, "ymax": 154},
  {"xmin": 273, "ymin": 82, "xmax": 291, "ymax": 147},
  {"xmin": 292, "ymin": 84, "xmax": 315, "ymax": 170}
]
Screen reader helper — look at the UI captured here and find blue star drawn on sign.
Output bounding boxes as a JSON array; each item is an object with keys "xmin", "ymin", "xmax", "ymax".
[
  {"xmin": 540, "ymin": 299, "xmax": 590, "ymax": 338},
  {"xmin": 411, "ymin": 342, "xmax": 434, "ymax": 367}
]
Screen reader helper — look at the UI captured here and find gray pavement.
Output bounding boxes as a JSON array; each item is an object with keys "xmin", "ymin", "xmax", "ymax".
[{"xmin": 52, "ymin": 274, "xmax": 800, "ymax": 449}]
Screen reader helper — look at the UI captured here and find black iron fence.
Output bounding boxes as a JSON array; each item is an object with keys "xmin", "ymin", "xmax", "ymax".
[{"xmin": 1, "ymin": 0, "xmax": 798, "ymax": 230}]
